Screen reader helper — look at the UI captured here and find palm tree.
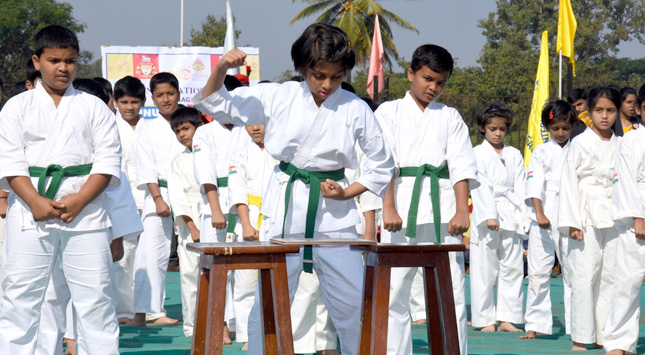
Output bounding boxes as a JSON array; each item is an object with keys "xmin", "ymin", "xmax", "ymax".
[{"xmin": 291, "ymin": 0, "xmax": 418, "ymax": 70}]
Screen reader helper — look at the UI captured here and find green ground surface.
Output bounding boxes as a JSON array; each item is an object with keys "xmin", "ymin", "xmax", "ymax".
[{"xmin": 117, "ymin": 272, "xmax": 645, "ymax": 354}]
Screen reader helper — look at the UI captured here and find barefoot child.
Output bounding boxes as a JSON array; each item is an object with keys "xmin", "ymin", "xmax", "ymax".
[
  {"xmin": 192, "ymin": 23, "xmax": 394, "ymax": 355},
  {"xmin": 558, "ymin": 86, "xmax": 620, "ymax": 351},
  {"xmin": 522, "ymin": 100, "xmax": 578, "ymax": 339},
  {"xmin": 469, "ymin": 103, "xmax": 526, "ymax": 333}
]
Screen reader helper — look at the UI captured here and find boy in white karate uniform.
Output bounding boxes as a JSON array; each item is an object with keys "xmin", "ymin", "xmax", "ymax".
[
  {"xmin": 192, "ymin": 24, "xmax": 394, "ymax": 355},
  {"xmin": 129, "ymin": 72, "xmax": 185, "ymax": 327},
  {"xmin": 603, "ymin": 118, "xmax": 645, "ymax": 355},
  {"xmin": 522, "ymin": 100, "xmax": 578, "ymax": 339},
  {"xmin": 167, "ymin": 107, "xmax": 203, "ymax": 337},
  {"xmin": 0, "ymin": 25, "xmax": 122, "ymax": 354},
  {"xmin": 558, "ymin": 87, "xmax": 620, "ymax": 351},
  {"xmin": 377, "ymin": 44, "xmax": 478, "ymax": 355},
  {"xmin": 470, "ymin": 103, "xmax": 526, "ymax": 333}
]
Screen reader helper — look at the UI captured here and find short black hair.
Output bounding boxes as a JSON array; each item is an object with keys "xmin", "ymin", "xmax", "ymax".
[
  {"xmin": 224, "ymin": 75, "xmax": 242, "ymax": 91},
  {"xmin": 73, "ymin": 78, "xmax": 110, "ymax": 105},
  {"xmin": 361, "ymin": 97, "xmax": 379, "ymax": 112},
  {"xmin": 34, "ymin": 25, "xmax": 79, "ymax": 58},
  {"xmin": 410, "ymin": 44, "xmax": 454, "ymax": 76},
  {"xmin": 291, "ymin": 23, "xmax": 355, "ymax": 75},
  {"xmin": 620, "ymin": 87, "xmax": 637, "ymax": 103},
  {"xmin": 476, "ymin": 102, "xmax": 513, "ymax": 134},
  {"xmin": 541, "ymin": 100, "xmax": 578, "ymax": 128},
  {"xmin": 170, "ymin": 107, "xmax": 202, "ymax": 130},
  {"xmin": 93, "ymin": 77, "xmax": 113, "ymax": 95},
  {"xmin": 114, "ymin": 76, "xmax": 146, "ymax": 101},
  {"xmin": 150, "ymin": 72, "xmax": 179, "ymax": 94},
  {"xmin": 0, "ymin": 77, "xmax": 3, "ymax": 91},
  {"xmin": 341, "ymin": 81, "xmax": 356, "ymax": 94},
  {"xmin": 26, "ymin": 59, "xmax": 40, "ymax": 83},
  {"xmin": 567, "ymin": 88, "xmax": 587, "ymax": 103},
  {"xmin": 11, "ymin": 81, "xmax": 27, "ymax": 97},
  {"xmin": 588, "ymin": 86, "xmax": 621, "ymax": 111}
]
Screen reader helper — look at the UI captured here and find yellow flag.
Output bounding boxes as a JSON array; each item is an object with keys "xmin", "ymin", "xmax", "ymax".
[
  {"xmin": 557, "ymin": 0, "xmax": 577, "ymax": 75},
  {"xmin": 524, "ymin": 31, "xmax": 551, "ymax": 168}
]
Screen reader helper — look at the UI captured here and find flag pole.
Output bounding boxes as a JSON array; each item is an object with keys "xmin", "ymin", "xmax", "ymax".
[
  {"xmin": 180, "ymin": 0, "xmax": 184, "ymax": 47},
  {"xmin": 558, "ymin": 50, "xmax": 562, "ymax": 99}
]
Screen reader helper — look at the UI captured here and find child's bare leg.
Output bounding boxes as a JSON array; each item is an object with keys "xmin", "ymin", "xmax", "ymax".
[
  {"xmin": 412, "ymin": 319, "xmax": 427, "ymax": 325},
  {"xmin": 118, "ymin": 317, "xmax": 131, "ymax": 325},
  {"xmin": 572, "ymin": 341, "xmax": 587, "ymax": 351},
  {"xmin": 223, "ymin": 322, "xmax": 232, "ymax": 344},
  {"xmin": 320, "ymin": 349, "xmax": 341, "ymax": 355},
  {"xmin": 481, "ymin": 323, "xmax": 496, "ymax": 332},
  {"xmin": 605, "ymin": 350, "xmax": 624, "ymax": 355},
  {"xmin": 519, "ymin": 330, "xmax": 537, "ymax": 339},
  {"xmin": 125, "ymin": 313, "xmax": 147, "ymax": 327},
  {"xmin": 241, "ymin": 342, "xmax": 248, "ymax": 350},
  {"xmin": 497, "ymin": 321, "xmax": 522, "ymax": 332},
  {"xmin": 149, "ymin": 315, "xmax": 179, "ymax": 324}
]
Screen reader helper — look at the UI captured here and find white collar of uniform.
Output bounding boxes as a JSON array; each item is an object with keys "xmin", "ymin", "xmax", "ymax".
[
  {"xmin": 34, "ymin": 79, "xmax": 77, "ymax": 104},
  {"xmin": 583, "ymin": 126, "xmax": 617, "ymax": 144},
  {"xmin": 403, "ymin": 91, "xmax": 440, "ymax": 113},
  {"xmin": 299, "ymin": 80, "xmax": 343, "ymax": 108},
  {"xmin": 481, "ymin": 138, "xmax": 506, "ymax": 155}
]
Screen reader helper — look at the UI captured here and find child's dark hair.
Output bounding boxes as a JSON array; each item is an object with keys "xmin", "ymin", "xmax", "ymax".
[
  {"xmin": 11, "ymin": 82, "xmax": 27, "ymax": 97},
  {"xmin": 34, "ymin": 25, "xmax": 79, "ymax": 58},
  {"xmin": 93, "ymin": 77, "xmax": 113, "ymax": 96},
  {"xmin": 476, "ymin": 102, "xmax": 513, "ymax": 134},
  {"xmin": 566, "ymin": 88, "xmax": 587, "ymax": 103},
  {"xmin": 410, "ymin": 44, "xmax": 454, "ymax": 76},
  {"xmin": 150, "ymin": 72, "xmax": 179, "ymax": 94},
  {"xmin": 114, "ymin": 76, "xmax": 146, "ymax": 101},
  {"xmin": 541, "ymin": 100, "xmax": 578, "ymax": 128},
  {"xmin": 620, "ymin": 87, "xmax": 637, "ymax": 103},
  {"xmin": 170, "ymin": 107, "xmax": 202, "ymax": 130},
  {"xmin": 73, "ymin": 78, "xmax": 110, "ymax": 105},
  {"xmin": 26, "ymin": 59, "xmax": 40, "ymax": 83},
  {"xmin": 224, "ymin": 75, "xmax": 242, "ymax": 91},
  {"xmin": 588, "ymin": 86, "xmax": 621, "ymax": 110},
  {"xmin": 291, "ymin": 23, "xmax": 355, "ymax": 75}
]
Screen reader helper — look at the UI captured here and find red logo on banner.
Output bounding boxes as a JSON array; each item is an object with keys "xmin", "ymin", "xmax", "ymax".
[{"xmin": 134, "ymin": 54, "xmax": 159, "ymax": 79}]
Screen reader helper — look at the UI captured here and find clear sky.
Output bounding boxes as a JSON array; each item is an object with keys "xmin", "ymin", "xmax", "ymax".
[{"xmin": 65, "ymin": 0, "xmax": 641, "ymax": 80}]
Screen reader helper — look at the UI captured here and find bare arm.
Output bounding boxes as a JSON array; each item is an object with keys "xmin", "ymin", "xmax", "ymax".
[
  {"xmin": 147, "ymin": 182, "xmax": 170, "ymax": 217},
  {"xmin": 58, "ymin": 174, "xmax": 112, "ymax": 224},
  {"xmin": 204, "ymin": 183, "xmax": 226, "ymax": 229},
  {"xmin": 8, "ymin": 176, "xmax": 65, "ymax": 221},
  {"xmin": 181, "ymin": 215, "xmax": 201, "ymax": 242},
  {"xmin": 202, "ymin": 49, "xmax": 247, "ymax": 98},
  {"xmin": 236, "ymin": 203, "xmax": 259, "ymax": 241},
  {"xmin": 362, "ymin": 210, "xmax": 376, "ymax": 241},
  {"xmin": 382, "ymin": 176, "xmax": 402, "ymax": 232},
  {"xmin": 448, "ymin": 180, "xmax": 470, "ymax": 236},
  {"xmin": 531, "ymin": 197, "xmax": 551, "ymax": 229}
]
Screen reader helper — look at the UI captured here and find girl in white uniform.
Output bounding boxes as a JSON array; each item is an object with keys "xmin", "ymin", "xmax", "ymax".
[
  {"xmin": 558, "ymin": 87, "xmax": 620, "ymax": 351},
  {"xmin": 192, "ymin": 24, "xmax": 394, "ymax": 355},
  {"xmin": 522, "ymin": 100, "xmax": 578, "ymax": 339},
  {"xmin": 470, "ymin": 103, "xmax": 526, "ymax": 333}
]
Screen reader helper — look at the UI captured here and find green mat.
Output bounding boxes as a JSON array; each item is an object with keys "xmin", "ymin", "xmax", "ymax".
[{"xmin": 117, "ymin": 272, "xmax": 645, "ymax": 354}]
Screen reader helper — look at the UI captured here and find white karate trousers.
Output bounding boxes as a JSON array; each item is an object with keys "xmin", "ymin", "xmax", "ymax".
[
  {"xmin": 409, "ymin": 268, "xmax": 426, "ymax": 322},
  {"xmin": 35, "ymin": 260, "xmax": 69, "ymax": 355},
  {"xmin": 602, "ymin": 225, "xmax": 644, "ymax": 354},
  {"xmin": 111, "ymin": 234, "xmax": 139, "ymax": 320},
  {"xmin": 525, "ymin": 221, "xmax": 571, "ymax": 334},
  {"xmin": 247, "ymin": 227, "xmax": 363, "ymax": 355},
  {"xmin": 567, "ymin": 225, "xmax": 618, "ymax": 345},
  {"xmin": 0, "ymin": 216, "xmax": 5, "ymax": 299},
  {"xmin": 133, "ymin": 214, "xmax": 173, "ymax": 315},
  {"xmin": 291, "ymin": 270, "xmax": 338, "ymax": 353},
  {"xmin": 385, "ymin": 223, "xmax": 468, "ymax": 355},
  {"xmin": 177, "ymin": 226, "xmax": 200, "ymax": 337},
  {"xmin": 0, "ymin": 224, "xmax": 118, "ymax": 355}
]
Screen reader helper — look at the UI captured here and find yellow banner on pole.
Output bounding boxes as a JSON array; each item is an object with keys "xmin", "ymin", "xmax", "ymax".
[
  {"xmin": 524, "ymin": 31, "xmax": 551, "ymax": 168},
  {"xmin": 557, "ymin": 0, "xmax": 577, "ymax": 75}
]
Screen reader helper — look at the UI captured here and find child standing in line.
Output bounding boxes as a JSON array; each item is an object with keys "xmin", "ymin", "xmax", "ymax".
[
  {"xmin": 613, "ymin": 87, "xmax": 641, "ymax": 136},
  {"xmin": 192, "ymin": 23, "xmax": 394, "ymax": 355},
  {"xmin": 558, "ymin": 87, "xmax": 620, "ymax": 351},
  {"xmin": 377, "ymin": 44, "xmax": 478, "ymax": 355},
  {"xmin": 469, "ymin": 103, "xmax": 526, "ymax": 333},
  {"xmin": 167, "ymin": 107, "xmax": 203, "ymax": 337},
  {"xmin": 521, "ymin": 100, "xmax": 578, "ymax": 339},
  {"xmin": 0, "ymin": 25, "xmax": 122, "ymax": 353},
  {"xmin": 128, "ymin": 72, "xmax": 184, "ymax": 327}
]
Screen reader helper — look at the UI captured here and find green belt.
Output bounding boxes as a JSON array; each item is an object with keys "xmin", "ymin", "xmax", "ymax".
[
  {"xmin": 399, "ymin": 164, "xmax": 449, "ymax": 244},
  {"xmin": 156, "ymin": 179, "xmax": 174, "ymax": 220},
  {"xmin": 279, "ymin": 161, "xmax": 345, "ymax": 273},
  {"xmin": 215, "ymin": 177, "xmax": 234, "ymax": 234},
  {"xmin": 217, "ymin": 177, "xmax": 228, "ymax": 188},
  {"xmin": 29, "ymin": 164, "xmax": 93, "ymax": 200}
]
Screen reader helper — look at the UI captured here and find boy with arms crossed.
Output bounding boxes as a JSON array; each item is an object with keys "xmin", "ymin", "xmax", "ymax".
[{"xmin": 377, "ymin": 44, "xmax": 479, "ymax": 355}]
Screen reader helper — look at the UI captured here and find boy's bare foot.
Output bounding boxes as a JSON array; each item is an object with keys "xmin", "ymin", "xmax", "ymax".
[
  {"xmin": 118, "ymin": 317, "xmax": 131, "ymax": 325},
  {"xmin": 593, "ymin": 343, "xmax": 604, "ymax": 349},
  {"xmin": 125, "ymin": 313, "xmax": 147, "ymax": 327},
  {"xmin": 63, "ymin": 338, "xmax": 76, "ymax": 355},
  {"xmin": 148, "ymin": 316, "xmax": 178, "ymax": 324},
  {"xmin": 320, "ymin": 350, "xmax": 341, "ymax": 355},
  {"xmin": 519, "ymin": 330, "xmax": 537, "ymax": 339},
  {"xmin": 572, "ymin": 342, "xmax": 588, "ymax": 351},
  {"xmin": 497, "ymin": 321, "xmax": 522, "ymax": 332},
  {"xmin": 412, "ymin": 319, "xmax": 427, "ymax": 325},
  {"xmin": 241, "ymin": 342, "xmax": 248, "ymax": 350},
  {"xmin": 223, "ymin": 323, "xmax": 232, "ymax": 344},
  {"xmin": 606, "ymin": 350, "xmax": 625, "ymax": 355},
  {"xmin": 467, "ymin": 321, "xmax": 473, "ymax": 326},
  {"xmin": 481, "ymin": 324, "xmax": 496, "ymax": 332}
]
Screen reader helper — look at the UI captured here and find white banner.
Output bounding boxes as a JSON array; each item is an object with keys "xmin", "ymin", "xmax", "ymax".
[{"xmin": 101, "ymin": 45, "xmax": 260, "ymax": 119}]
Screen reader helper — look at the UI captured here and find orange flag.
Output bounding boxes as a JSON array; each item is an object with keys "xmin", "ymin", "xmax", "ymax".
[{"xmin": 366, "ymin": 15, "xmax": 384, "ymax": 99}]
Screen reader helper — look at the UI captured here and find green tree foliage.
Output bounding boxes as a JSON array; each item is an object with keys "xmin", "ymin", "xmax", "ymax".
[
  {"xmin": 76, "ymin": 50, "xmax": 102, "ymax": 79},
  {"xmin": 290, "ymin": 0, "xmax": 418, "ymax": 69},
  {"xmin": 188, "ymin": 14, "xmax": 240, "ymax": 47},
  {"xmin": 0, "ymin": 0, "xmax": 85, "ymax": 98}
]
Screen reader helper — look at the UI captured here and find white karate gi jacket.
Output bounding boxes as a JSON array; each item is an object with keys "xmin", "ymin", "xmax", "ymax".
[
  {"xmin": 375, "ymin": 92, "xmax": 479, "ymax": 225},
  {"xmin": 192, "ymin": 82, "xmax": 394, "ymax": 236},
  {"xmin": 116, "ymin": 112, "xmax": 144, "ymax": 210},
  {"xmin": 168, "ymin": 148, "xmax": 202, "ymax": 234},
  {"xmin": 612, "ymin": 128, "xmax": 645, "ymax": 225},
  {"xmin": 0, "ymin": 82, "xmax": 121, "ymax": 232}
]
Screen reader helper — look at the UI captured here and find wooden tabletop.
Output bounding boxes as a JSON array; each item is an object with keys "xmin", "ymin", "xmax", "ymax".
[
  {"xmin": 187, "ymin": 241, "xmax": 301, "ymax": 255},
  {"xmin": 350, "ymin": 243, "xmax": 466, "ymax": 253}
]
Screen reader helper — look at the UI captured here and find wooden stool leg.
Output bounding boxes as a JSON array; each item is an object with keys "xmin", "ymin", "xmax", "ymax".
[
  {"xmin": 424, "ymin": 254, "xmax": 460, "ymax": 355},
  {"xmin": 192, "ymin": 268, "xmax": 210, "ymax": 355},
  {"xmin": 204, "ymin": 264, "xmax": 228, "ymax": 355},
  {"xmin": 359, "ymin": 264, "xmax": 376, "ymax": 355},
  {"xmin": 272, "ymin": 255, "xmax": 294, "ymax": 354},
  {"xmin": 371, "ymin": 264, "xmax": 392, "ymax": 355},
  {"xmin": 424, "ymin": 266, "xmax": 446, "ymax": 354},
  {"xmin": 259, "ymin": 268, "xmax": 279, "ymax": 355}
]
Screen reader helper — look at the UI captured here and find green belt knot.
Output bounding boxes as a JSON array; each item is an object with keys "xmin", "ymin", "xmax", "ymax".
[
  {"xmin": 399, "ymin": 164, "xmax": 450, "ymax": 243},
  {"xmin": 29, "ymin": 163, "xmax": 93, "ymax": 200}
]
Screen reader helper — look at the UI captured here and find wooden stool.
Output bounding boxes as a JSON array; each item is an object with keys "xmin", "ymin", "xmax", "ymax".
[
  {"xmin": 187, "ymin": 242, "xmax": 300, "ymax": 355},
  {"xmin": 350, "ymin": 243, "xmax": 466, "ymax": 355}
]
